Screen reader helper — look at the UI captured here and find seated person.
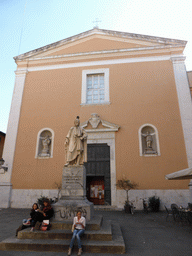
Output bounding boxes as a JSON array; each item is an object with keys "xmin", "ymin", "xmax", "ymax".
[
  {"xmin": 68, "ymin": 210, "xmax": 86, "ymax": 256},
  {"xmin": 30, "ymin": 199, "xmax": 54, "ymax": 231},
  {"xmin": 16, "ymin": 203, "xmax": 39, "ymax": 236},
  {"xmin": 188, "ymin": 203, "xmax": 192, "ymax": 211}
]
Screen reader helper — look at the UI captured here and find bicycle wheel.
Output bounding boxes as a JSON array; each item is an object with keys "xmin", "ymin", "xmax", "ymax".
[{"xmin": 130, "ymin": 206, "xmax": 134, "ymax": 215}]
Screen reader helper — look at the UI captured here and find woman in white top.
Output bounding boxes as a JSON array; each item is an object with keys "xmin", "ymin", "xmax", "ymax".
[{"xmin": 68, "ymin": 211, "xmax": 86, "ymax": 256}]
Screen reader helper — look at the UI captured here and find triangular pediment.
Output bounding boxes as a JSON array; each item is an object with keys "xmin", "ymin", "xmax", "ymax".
[
  {"xmin": 44, "ymin": 36, "xmax": 152, "ymax": 57},
  {"xmin": 14, "ymin": 28, "xmax": 186, "ymax": 61},
  {"xmin": 81, "ymin": 113, "xmax": 120, "ymax": 132}
]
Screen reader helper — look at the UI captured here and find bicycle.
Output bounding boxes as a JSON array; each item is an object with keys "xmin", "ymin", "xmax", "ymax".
[
  {"xmin": 129, "ymin": 200, "xmax": 136, "ymax": 215},
  {"xmin": 140, "ymin": 198, "xmax": 149, "ymax": 213}
]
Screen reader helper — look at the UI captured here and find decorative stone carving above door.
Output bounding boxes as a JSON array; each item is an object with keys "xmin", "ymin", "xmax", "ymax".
[{"xmin": 81, "ymin": 113, "xmax": 120, "ymax": 132}]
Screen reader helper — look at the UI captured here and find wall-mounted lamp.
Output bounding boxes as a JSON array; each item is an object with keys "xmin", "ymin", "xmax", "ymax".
[{"xmin": 0, "ymin": 158, "xmax": 8, "ymax": 174}]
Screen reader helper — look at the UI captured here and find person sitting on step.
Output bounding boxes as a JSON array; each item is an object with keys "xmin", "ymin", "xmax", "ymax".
[
  {"xmin": 68, "ymin": 210, "xmax": 86, "ymax": 256},
  {"xmin": 30, "ymin": 199, "xmax": 54, "ymax": 231},
  {"xmin": 16, "ymin": 203, "xmax": 38, "ymax": 236}
]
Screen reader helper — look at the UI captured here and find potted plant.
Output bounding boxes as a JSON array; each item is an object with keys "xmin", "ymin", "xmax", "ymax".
[
  {"xmin": 37, "ymin": 195, "xmax": 53, "ymax": 209},
  {"xmin": 116, "ymin": 179, "xmax": 138, "ymax": 213}
]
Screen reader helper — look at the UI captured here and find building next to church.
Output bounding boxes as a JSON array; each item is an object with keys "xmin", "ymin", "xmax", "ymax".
[
  {"xmin": 0, "ymin": 132, "xmax": 6, "ymax": 159},
  {"xmin": 1, "ymin": 28, "xmax": 192, "ymax": 209}
]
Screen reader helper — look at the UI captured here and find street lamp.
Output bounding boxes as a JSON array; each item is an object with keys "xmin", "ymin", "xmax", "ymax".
[{"xmin": 0, "ymin": 158, "xmax": 8, "ymax": 173}]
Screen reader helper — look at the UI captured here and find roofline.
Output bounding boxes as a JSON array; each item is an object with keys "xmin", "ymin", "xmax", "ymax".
[
  {"xmin": 0, "ymin": 131, "xmax": 6, "ymax": 136},
  {"xmin": 14, "ymin": 28, "xmax": 187, "ymax": 61}
]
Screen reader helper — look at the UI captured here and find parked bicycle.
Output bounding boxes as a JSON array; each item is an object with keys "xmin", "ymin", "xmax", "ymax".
[
  {"xmin": 124, "ymin": 200, "xmax": 136, "ymax": 214},
  {"xmin": 129, "ymin": 200, "xmax": 136, "ymax": 215},
  {"xmin": 140, "ymin": 198, "xmax": 149, "ymax": 213}
]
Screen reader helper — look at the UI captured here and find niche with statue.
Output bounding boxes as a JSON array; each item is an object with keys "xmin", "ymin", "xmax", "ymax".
[
  {"xmin": 141, "ymin": 125, "xmax": 158, "ymax": 155},
  {"xmin": 37, "ymin": 130, "xmax": 52, "ymax": 157}
]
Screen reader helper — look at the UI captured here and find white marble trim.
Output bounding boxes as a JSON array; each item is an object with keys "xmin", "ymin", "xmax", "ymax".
[
  {"xmin": 172, "ymin": 56, "xmax": 192, "ymax": 168},
  {"xmin": 2, "ymin": 70, "xmax": 28, "ymax": 183},
  {"xmin": 16, "ymin": 55, "xmax": 173, "ymax": 72},
  {"xmin": 19, "ymin": 44, "xmax": 185, "ymax": 61}
]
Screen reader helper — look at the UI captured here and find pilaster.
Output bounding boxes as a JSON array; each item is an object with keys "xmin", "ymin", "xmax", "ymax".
[
  {"xmin": 171, "ymin": 56, "xmax": 192, "ymax": 168},
  {"xmin": 0, "ymin": 69, "xmax": 28, "ymax": 208}
]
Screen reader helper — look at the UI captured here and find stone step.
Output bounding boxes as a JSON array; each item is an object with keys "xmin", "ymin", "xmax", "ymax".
[
  {"xmin": 94, "ymin": 205, "xmax": 123, "ymax": 211},
  {"xmin": 18, "ymin": 220, "xmax": 112, "ymax": 241},
  {"xmin": 0, "ymin": 223, "xmax": 125, "ymax": 254},
  {"xmin": 51, "ymin": 214, "xmax": 102, "ymax": 231}
]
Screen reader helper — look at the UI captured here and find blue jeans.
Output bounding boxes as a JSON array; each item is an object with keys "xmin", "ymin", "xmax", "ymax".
[{"xmin": 69, "ymin": 229, "xmax": 84, "ymax": 249}]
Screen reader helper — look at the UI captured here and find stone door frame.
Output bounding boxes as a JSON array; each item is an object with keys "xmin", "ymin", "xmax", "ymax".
[
  {"xmin": 86, "ymin": 132, "xmax": 117, "ymax": 206},
  {"xmin": 82, "ymin": 114, "xmax": 120, "ymax": 206}
]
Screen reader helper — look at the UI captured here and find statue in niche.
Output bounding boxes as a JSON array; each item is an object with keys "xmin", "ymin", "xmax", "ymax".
[
  {"xmin": 39, "ymin": 135, "xmax": 51, "ymax": 156},
  {"xmin": 145, "ymin": 131, "xmax": 153, "ymax": 148},
  {"xmin": 65, "ymin": 116, "xmax": 87, "ymax": 166},
  {"xmin": 142, "ymin": 131, "xmax": 157, "ymax": 154}
]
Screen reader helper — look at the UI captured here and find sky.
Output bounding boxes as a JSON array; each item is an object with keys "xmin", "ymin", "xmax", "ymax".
[{"xmin": 1, "ymin": 0, "xmax": 192, "ymax": 133}]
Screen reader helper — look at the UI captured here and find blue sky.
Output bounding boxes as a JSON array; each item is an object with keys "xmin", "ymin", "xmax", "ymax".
[{"xmin": 1, "ymin": 0, "xmax": 192, "ymax": 133}]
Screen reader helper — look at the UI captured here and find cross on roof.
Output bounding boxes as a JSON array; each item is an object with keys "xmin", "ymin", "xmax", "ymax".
[{"xmin": 93, "ymin": 18, "xmax": 101, "ymax": 28}]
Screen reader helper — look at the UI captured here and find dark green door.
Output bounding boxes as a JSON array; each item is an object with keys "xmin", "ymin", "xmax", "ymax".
[{"xmin": 85, "ymin": 143, "xmax": 111, "ymax": 205}]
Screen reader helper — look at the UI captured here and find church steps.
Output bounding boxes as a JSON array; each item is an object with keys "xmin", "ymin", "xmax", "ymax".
[
  {"xmin": 0, "ymin": 223, "xmax": 125, "ymax": 254},
  {"xmin": 51, "ymin": 214, "xmax": 103, "ymax": 231},
  {"xmin": 18, "ymin": 220, "xmax": 112, "ymax": 241}
]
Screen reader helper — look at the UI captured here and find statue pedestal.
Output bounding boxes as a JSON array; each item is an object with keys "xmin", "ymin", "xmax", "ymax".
[
  {"xmin": 53, "ymin": 166, "xmax": 94, "ymax": 221},
  {"xmin": 144, "ymin": 148, "xmax": 157, "ymax": 154}
]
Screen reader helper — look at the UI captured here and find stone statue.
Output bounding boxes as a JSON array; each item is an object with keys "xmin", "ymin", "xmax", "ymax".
[
  {"xmin": 40, "ymin": 135, "xmax": 51, "ymax": 156},
  {"xmin": 142, "ymin": 131, "xmax": 157, "ymax": 154},
  {"xmin": 65, "ymin": 116, "xmax": 87, "ymax": 166},
  {"xmin": 144, "ymin": 131, "xmax": 153, "ymax": 148}
]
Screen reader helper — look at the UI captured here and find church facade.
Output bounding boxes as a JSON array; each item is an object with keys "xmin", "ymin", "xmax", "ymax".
[{"xmin": 1, "ymin": 28, "xmax": 192, "ymax": 209}]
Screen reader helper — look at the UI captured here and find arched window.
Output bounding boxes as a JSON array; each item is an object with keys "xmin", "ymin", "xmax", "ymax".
[
  {"xmin": 35, "ymin": 128, "xmax": 54, "ymax": 158},
  {"xmin": 138, "ymin": 124, "xmax": 160, "ymax": 156}
]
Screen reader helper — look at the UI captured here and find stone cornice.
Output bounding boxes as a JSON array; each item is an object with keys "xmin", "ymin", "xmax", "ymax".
[
  {"xmin": 14, "ymin": 69, "xmax": 28, "ymax": 76},
  {"xmin": 171, "ymin": 55, "xmax": 186, "ymax": 64},
  {"xmin": 15, "ymin": 44, "xmax": 185, "ymax": 62},
  {"xmin": 14, "ymin": 28, "xmax": 187, "ymax": 61}
]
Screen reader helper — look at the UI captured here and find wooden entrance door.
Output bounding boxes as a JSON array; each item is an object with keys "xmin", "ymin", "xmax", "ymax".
[{"xmin": 85, "ymin": 143, "xmax": 111, "ymax": 205}]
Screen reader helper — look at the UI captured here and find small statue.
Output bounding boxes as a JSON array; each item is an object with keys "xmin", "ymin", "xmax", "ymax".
[
  {"xmin": 39, "ymin": 135, "xmax": 51, "ymax": 156},
  {"xmin": 65, "ymin": 116, "xmax": 87, "ymax": 166},
  {"xmin": 142, "ymin": 131, "xmax": 157, "ymax": 154},
  {"xmin": 144, "ymin": 131, "xmax": 153, "ymax": 148}
]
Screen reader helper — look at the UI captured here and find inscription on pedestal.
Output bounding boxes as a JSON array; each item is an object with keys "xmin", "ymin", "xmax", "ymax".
[
  {"xmin": 61, "ymin": 165, "xmax": 86, "ymax": 199},
  {"xmin": 53, "ymin": 166, "xmax": 94, "ymax": 221}
]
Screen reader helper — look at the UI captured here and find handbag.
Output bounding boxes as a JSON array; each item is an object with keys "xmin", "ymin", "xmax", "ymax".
[
  {"xmin": 71, "ymin": 224, "xmax": 75, "ymax": 232},
  {"xmin": 22, "ymin": 218, "xmax": 31, "ymax": 226},
  {"xmin": 40, "ymin": 220, "xmax": 50, "ymax": 231}
]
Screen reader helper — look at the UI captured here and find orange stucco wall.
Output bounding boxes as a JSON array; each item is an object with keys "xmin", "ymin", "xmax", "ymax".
[
  {"xmin": 45, "ymin": 37, "xmax": 155, "ymax": 57},
  {"xmin": 11, "ymin": 58, "xmax": 189, "ymax": 190}
]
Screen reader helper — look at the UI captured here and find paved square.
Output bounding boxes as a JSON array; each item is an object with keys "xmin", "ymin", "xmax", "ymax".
[{"xmin": 0, "ymin": 208, "xmax": 192, "ymax": 256}]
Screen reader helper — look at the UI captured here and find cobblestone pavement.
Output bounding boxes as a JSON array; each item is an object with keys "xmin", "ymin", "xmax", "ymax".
[{"xmin": 0, "ymin": 208, "xmax": 192, "ymax": 256}]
